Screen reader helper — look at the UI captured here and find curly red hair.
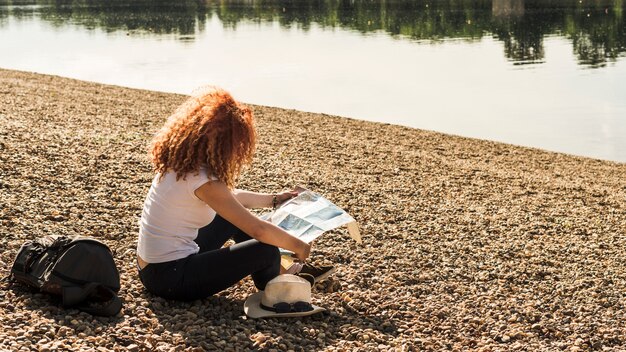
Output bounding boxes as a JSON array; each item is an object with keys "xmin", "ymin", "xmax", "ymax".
[{"xmin": 150, "ymin": 88, "xmax": 256, "ymax": 188}]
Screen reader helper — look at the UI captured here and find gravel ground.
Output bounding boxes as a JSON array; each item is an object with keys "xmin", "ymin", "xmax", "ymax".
[{"xmin": 1, "ymin": 68, "xmax": 625, "ymax": 351}]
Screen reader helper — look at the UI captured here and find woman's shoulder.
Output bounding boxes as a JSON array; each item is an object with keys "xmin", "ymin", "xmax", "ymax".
[
  {"xmin": 187, "ymin": 168, "xmax": 218, "ymax": 181},
  {"xmin": 153, "ymin": 169, "xmax": 218, "ymax": 191},
  {"xmin": 182, "ymin": 168, "xmax": 219, "ymax": 193}
]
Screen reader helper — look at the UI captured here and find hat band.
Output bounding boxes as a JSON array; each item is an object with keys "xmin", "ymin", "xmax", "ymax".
[{"xmin": 260, "ymin": 301, "xmax": 314, "ymax": 314}]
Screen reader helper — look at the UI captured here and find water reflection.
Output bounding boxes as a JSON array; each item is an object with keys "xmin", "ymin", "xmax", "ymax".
[
  {"xmin": 1, "ymin": 0, "xmax": 625, "ymax": 68},
  {"xmin": 493, "ymin": 0, "xmax": 525, "ymax": 17}
]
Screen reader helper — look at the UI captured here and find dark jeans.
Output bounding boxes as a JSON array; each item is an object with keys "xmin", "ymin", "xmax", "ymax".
[{"xmin": 138, "ymin": 215, "xmax": 280, "ymax": 301}]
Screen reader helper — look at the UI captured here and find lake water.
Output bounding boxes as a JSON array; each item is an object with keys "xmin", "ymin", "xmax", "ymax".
[{"xmin": 1, "ymin": 0, "xmax": 625, "ymax": 162}]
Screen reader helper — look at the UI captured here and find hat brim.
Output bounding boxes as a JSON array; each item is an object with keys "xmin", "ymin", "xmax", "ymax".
[{"xmin": 244, "ymin": 292, "xmax": 325, "ymax": 318}]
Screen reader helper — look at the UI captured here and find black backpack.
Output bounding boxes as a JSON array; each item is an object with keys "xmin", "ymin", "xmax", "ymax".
[{"xmin": 10, "ymin": 235, "xmax": 122, "ymax": 316}]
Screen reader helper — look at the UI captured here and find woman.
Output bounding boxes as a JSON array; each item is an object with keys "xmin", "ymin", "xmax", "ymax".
[{"xmin": 136, "ymin": 88, "xmax": 331, "ymax": 301}]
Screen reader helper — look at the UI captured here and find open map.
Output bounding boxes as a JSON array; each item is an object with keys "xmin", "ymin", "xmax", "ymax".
[{"xmin": 260, "ymin": 189, "xmax": 361, "ymax": 246}]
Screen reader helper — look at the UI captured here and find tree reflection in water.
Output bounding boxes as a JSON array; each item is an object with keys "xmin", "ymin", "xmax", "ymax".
[{"xmin": 0, "ymin": 0, "xmax": 624, "ymax": 68}]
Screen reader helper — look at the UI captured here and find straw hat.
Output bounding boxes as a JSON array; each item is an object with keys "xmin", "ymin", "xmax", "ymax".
[{"xmin": 244, "ymin": 274, "xmax": 325, "ymax": 318}]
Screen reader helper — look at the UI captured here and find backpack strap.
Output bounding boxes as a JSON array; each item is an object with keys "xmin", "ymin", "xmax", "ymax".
[{"xmin": 62, "ymin": 283, "xmax": 122, "ymax": 317}]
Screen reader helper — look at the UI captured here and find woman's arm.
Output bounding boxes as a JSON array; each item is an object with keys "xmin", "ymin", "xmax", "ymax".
[
  {"xmin": 196, "ymin": 181, "xmax": 310, "ymax": 261},
  {"xmin": 232, "ymin": 189, "xmax": 273, "ymax": 209},
  {"xmin": 233, "ymin": 189, "xmax": 298, "ymax": 209}
]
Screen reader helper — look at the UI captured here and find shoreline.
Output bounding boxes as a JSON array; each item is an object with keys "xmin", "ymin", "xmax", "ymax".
[
  {"xmin": 1, "ymin": 68, "xmax": 625, "ymax": 351},
  {"xmin": 2, "ymin": 67, "xmax": 623, "ymax": 165}
]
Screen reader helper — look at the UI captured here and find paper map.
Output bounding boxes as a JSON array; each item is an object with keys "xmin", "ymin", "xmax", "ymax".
[{"xmin": 260, "ymin": 189, "xmax": 361, "ymax": 245}]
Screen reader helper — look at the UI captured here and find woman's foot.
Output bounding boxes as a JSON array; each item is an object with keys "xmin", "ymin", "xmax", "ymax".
[{"xmin": 299, "ymin": 263, "xmax": 336, "ymax": 283}]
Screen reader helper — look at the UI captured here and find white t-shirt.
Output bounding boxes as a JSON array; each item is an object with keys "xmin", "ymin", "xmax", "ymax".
[{"xmin": 137, "ymin": 169, "xmax": 217, "ymax": 263}]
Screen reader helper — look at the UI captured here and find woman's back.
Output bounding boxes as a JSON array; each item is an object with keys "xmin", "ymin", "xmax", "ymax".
[{"xmin": 137, "ymin": 170, "xmax": 216, "ymax": 263}]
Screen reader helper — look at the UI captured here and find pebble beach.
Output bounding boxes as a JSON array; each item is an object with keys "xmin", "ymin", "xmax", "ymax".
[{"xmin": 1, "ymin": 68, "xmax": 625, "ymax": 351}]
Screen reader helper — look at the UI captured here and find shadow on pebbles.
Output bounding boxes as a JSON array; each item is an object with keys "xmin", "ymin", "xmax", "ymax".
[{"xmin": 1, "ymin": 69, "xmax": 625, "ymax": 351}]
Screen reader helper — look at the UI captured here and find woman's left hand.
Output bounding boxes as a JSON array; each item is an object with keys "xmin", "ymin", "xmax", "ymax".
[
  {"xmin": 276, "ymin": 190, "xmax": 298, "ymax": 204},
  {"xmin": 272, "ymin": 186, "xmax": 307, "ymax": 209}
]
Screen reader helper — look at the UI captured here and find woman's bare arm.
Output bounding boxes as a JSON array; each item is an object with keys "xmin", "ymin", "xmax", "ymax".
[
  {"xmin": 195, "ymin": 181, "xmax": 310, "ymax": 261},
  {"xmin": 232, "ymin": 189, "xmax": 273, "ymax": 209},
  {"xmin": 233, "ymin": 189, "xmax": 299, "ymax": 209}
]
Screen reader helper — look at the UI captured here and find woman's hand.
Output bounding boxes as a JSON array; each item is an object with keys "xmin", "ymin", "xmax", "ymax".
[
  {"xmin": 294, "ymin": 241, "xmax": 311, "ymax": 262},
  {"xmin": 275, "ymin": 190, "xmax": 298, "ymax": 205},
  {"xmin": 275, "ymin": 186, "xmax": 306, "ymax": 208}
]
